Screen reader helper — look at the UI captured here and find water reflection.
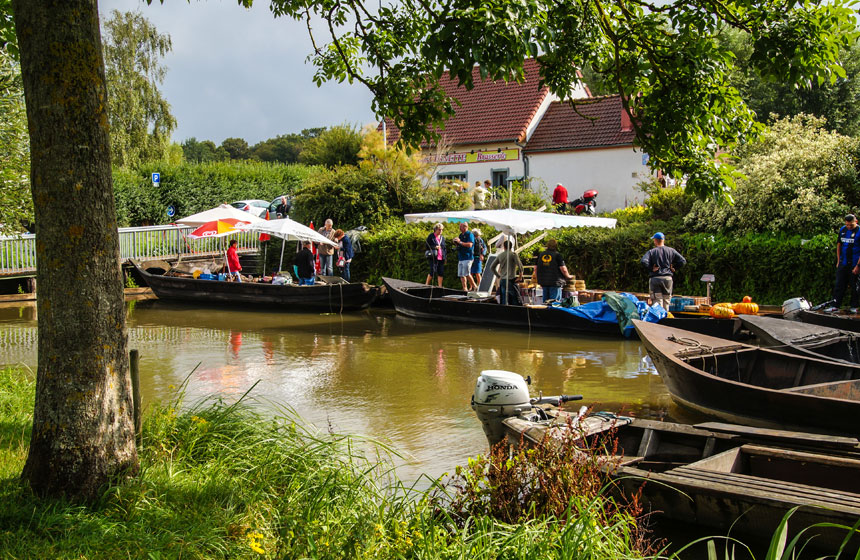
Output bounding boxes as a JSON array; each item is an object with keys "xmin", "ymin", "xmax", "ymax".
[{"xmin": 0, "ymin": 301, "xmax": 683, "ymax": 482}]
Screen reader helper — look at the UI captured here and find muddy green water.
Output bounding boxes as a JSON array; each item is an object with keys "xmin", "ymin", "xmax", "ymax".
[{"xmin": 0, "ymin": 301, "xmax": 696, "ymax": 482}]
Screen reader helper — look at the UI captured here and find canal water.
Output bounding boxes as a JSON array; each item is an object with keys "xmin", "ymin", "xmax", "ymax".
[{"xmin": 0, "ymin": 300, "xmax": 693, "ymax": 482}]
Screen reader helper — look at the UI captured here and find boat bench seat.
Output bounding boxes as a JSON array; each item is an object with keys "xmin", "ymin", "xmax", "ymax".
[{"xmin": 666, "ymin": 466, "xmax": 860, "ymax": 512}]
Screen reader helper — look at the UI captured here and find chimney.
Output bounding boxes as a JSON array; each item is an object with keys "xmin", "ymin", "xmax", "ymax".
[{"xmin": 620, "ymin": 104, "xmax": 633, "ymax": 132}]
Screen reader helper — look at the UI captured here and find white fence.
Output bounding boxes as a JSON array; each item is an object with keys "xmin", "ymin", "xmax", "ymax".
[{"xmin": 0, "ymin": 225, "xmax": 260, "ymax": 275}]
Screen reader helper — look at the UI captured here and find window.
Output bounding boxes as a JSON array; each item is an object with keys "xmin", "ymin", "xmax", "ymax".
[
  {"xmin": 491, "ymin": 168, "xmax": 509, "ymax": 187},
  {"xmin": 437, "ymin": 170, "xmax": 468, "ymax": 182}
]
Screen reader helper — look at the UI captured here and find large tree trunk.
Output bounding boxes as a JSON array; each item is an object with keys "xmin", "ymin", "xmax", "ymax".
[{"xmin": 13, "ymin": 0, "xmax": 138, "ymax": 500}]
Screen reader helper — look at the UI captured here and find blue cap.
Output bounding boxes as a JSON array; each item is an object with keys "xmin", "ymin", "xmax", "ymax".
[{"xmin": 652, "ymin": 232, "xmax": 665, "ymax": 240}]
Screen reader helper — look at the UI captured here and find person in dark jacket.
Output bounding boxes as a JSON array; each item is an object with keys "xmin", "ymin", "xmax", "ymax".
[
  {"xmin": 333, "ymin": 229, "xmax": 354, "ymax": 282},
  {"xmin": 535, "ymin": 239, "xmax": 573, "ymax": 303},
  {"xmin": 826, "ymin": 214, "xmax": 860, "ymax": 313},
  {"xmin": 296, "ymin": 240, "xmax": 316, "ymax": 285},
  {"xmin": 424, "ymin": 223, "xmax": 446, "ymax": 287},
  {"xmin": 640, "ymin": 232, "xmax": 686, "ymax": 309}
]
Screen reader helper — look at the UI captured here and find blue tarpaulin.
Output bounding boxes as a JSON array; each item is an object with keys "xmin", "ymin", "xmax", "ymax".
[{"xmin": 549, "ymin": 292, "xmax": 667, "ymax": 337}]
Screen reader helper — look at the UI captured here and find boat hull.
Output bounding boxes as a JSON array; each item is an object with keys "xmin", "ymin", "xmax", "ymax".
[
  {"xmin": 136, "ymin": 264, "xmax": 378, "ymax": 312},
  {"xmin": 798, "ymin": 309, "xmax": 860, "ymax": 333},
  {"xmin": 635, "ymin": 320, "xmax": 860, "ymax": 436}
]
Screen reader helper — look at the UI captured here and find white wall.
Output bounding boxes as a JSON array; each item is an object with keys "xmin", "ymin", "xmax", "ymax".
[{"xmin": 527, "ymin": 147, "xmax": 653, "ymax": 211}]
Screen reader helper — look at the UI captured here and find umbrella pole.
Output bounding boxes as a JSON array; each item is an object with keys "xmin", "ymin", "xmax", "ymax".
[{"xmin": 278, "ymin": 238, "xmax": 286, "ymax": 273}]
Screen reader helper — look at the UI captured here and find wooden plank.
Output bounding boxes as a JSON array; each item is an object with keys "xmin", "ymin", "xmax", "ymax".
[
  {"xmin": 783, "ymin": 378, "xmax": 860, "ymax": 401},
  {"xmin": 694, "ymin": 422, "xmax": 860, "ymax": 450}
]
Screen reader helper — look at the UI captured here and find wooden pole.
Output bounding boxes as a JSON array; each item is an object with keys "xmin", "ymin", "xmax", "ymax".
[{"xmin": 130, "ymin": 349, "xmax": 141, "ymax": 443}]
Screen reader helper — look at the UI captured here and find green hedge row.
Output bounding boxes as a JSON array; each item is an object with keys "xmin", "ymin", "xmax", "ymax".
[
  {"xmin": 331, "ymin": 220, "xmax": 835, "ymax": 305},
  {"xmin": 113, "ymin": 161, "xmax": 319, "ymax": 226}
]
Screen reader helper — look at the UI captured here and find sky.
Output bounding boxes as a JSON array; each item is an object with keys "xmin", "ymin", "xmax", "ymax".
[{"xmin": 99, "ymin": 0, "xmax": 377, "ymax": 146}]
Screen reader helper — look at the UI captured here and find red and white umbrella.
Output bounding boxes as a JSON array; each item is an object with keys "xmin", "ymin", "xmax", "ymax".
[{"xmin": 188, "ymin": 218, "xmax": 251, "ymax": 239}]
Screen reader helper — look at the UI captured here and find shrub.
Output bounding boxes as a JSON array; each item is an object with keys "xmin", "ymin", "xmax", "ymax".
[
  {"xmin": 685, "ymin": 115, "xmax": 860, "ymax": 235},
  {"xmin": 298, "ymin": 123, "xmax": 363, "ymax": 167},
  {"xmin": 113, "ymin": 161, "xmax": 318, "ymax": 226}
]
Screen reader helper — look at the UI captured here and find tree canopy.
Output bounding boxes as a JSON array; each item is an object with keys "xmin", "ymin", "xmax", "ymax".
[
  {"xmin": 103, "ymin": 10, "xmax": 176, "ymax": 168},
  {"xmin": 198, "ymin": 0, "xmax": 858, "ymax": 201}
]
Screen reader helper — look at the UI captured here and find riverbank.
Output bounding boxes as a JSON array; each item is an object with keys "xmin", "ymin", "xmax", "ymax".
[{"xmin": 0, "ymin": 367, "xmax": 658, "ymax": 559}]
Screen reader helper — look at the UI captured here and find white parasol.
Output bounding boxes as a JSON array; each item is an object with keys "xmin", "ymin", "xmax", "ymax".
[
  {"xmin": 241, "ymin": 217, "xmax": 338, "ymax": 273},
  {"xmin": 404, "ymin": 208, "xmax": 616, "ymax": 235}
]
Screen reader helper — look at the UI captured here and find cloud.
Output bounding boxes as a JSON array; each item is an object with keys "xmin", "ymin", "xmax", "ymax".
[{"xmin": 99, "ymin": 0, "xmax": 376, "ymax": 145}]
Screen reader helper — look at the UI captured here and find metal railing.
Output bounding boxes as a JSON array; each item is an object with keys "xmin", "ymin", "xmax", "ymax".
[{"xmin": 0, "ymin": 224, "xmax": 260, "ymax": 275}]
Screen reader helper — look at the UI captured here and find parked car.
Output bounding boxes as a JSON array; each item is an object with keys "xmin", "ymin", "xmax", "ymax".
[
  {"xmin": 267, "ymin": 195, "xmax": 293, "ymax": 219},
  {"xmin": 230, "ymin": 199, "xmax": 270, "ymax": 219}
]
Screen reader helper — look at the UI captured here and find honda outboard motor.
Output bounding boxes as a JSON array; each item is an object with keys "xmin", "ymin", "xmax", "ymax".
[
  {"xmin": 783, "ymin": 297, "xmax": 811, "ymax": 320},
  {"xmin": 471, "ymin": 370, "xmax": 582, "ymax": 447}
]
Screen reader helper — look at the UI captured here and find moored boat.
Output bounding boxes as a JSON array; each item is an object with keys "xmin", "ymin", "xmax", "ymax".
[
  {"xmin": 385, "ymin": 276, "xmax": 745, "ymax": 339},
  {"xmin": 470, "ymin": 369, "xmax": 860, "ymax": 552},
  {"xmin": 797, "ymin": 308, "xmax": 860, "ymax": 334},
  {"xmin": 634, "ymin": 319, "xmax": 860, "ymax": 435},
  {"xmin": 740, "ymin": 314, "xmax": 860, "ymax": 364},
  {"xmin": 133, "ymin": 261, "xmax": 378, "ymax": 312}
]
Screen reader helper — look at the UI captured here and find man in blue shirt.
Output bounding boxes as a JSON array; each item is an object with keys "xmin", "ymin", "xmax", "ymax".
[
  {"xmin": 826, "ymin": 214, "xmax": 860, "ymax": 313},
  {"xmin": 453, "ymin": 222, "xmax": 477, "ymax": 291}
]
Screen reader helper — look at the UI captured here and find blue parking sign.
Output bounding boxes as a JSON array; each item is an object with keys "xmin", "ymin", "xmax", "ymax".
[{"xmin": 152, "ymin": 172, "xmax": 160, "ymax": 185}]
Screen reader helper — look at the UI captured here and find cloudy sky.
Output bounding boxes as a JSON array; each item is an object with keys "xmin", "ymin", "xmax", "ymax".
[{"xmin": 99, "ymin": 0, "xmax": 377, "ymax": 145}]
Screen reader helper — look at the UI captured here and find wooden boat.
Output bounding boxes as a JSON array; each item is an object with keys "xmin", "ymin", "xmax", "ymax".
[
  {"xmin": 503, "ymin": 412, "xmax": 860, "ymax": 551},
  {"xmin": 740, "ymin": 314, "xmax": 860, "ymax": 364},
  {"xmin": 383, "ymin": 277, "xmax": 625, "ymax": 336},
  {"xmin": 133, "ymin": 261, "xmax": 378, "ymax": 312},
  {"xmin": 798, "ymin": 308, "xmax": 860, "ymax": 334},
  {"xmin": 384, "ymin": 276, "xmax": 744, "ymax": 339},
  {"xmin": 634, "ymin": 319, "xmax": 860, "ymax": 435}
]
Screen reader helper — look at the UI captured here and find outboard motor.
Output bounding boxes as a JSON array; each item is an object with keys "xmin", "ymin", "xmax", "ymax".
[
  {"xmin": 471, "ymin": 370, "xmax": 582, "ymax": 447},
  {"xmin": 783, "ymin": 297, "xmax": 811, "ymax": 320}
]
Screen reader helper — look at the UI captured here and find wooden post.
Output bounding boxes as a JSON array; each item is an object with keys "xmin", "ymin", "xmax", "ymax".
[{"xmin": 130, "ymin": 349, "xmax": 141, "ymax": 443}]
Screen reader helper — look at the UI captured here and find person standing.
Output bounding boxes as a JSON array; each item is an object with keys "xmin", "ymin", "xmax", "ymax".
[
  {"xmin": 473, "ymin": 182, "xmax": 489, "ymax": 209},
  {"xmin": 827, "ymin": 214, "xmax": 860, "ymax": 312},
  {"xmin": 492, "ymin": 240, "xmax": 524, "ymax": 305},
  {"xmin": 453, "ymin": 222, "xmax": 477, "ymax": 291},
  {"xmin": 333, "ymin": 229, "xmax": 354, "ymax": 282},
  {"xmin": 296, "ymin": 241, "xmax": 316, "ymax": 285},
  {"xmin": 470, "ymin": 228, "xmax": 487, "ymax": 288},
  {"xmin": 226, "ymin": 239, "xmax": 242, "ymax": 282},
  {"xmin": 425, "ymin": 223, "xmax": 446, "ymax": 287},
  {"xmin": 317, "ymin": 219, "xmax": 337, "ymax": 276},
  {"xmin": 552, "ymin": 183, "xmax": 569, "ymax": 213},
  {"xmin": 640, "ymin": 232, "xmax": 686, "ymax": 309},
  {"xmin": 535, "ymin": 239, "xmax": 573, "ymax": 303}
]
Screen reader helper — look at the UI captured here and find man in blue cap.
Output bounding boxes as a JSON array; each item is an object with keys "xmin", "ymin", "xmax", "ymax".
[{"xmin": 640, "ymin": 232, "xmax": 686, "ymax": 309}]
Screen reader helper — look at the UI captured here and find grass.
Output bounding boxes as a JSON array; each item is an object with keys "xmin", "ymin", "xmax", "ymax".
[{"xmin": 1, "ymin": 366, "xmax": 858, "ymax": 559}]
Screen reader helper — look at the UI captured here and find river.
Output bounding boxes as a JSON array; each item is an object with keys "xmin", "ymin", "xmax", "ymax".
[{"xmin": 0, "ymin": 301, "xmax": 689, "ymax": 482}]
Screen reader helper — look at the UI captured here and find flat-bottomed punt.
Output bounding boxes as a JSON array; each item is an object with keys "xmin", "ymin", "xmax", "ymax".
[
  {"xmin": 134, "ymin": 261, "xmax": 378, "ymax": 312},
  {"xmin": 740, "ymin": 314, "xmax": 860, "ymax": 364},
  {"xmin": 634, "ymin": 319, "xmax": 860, "ymax": 435},
  {"xmin": 503, "ymin": 412, "xmax": 860, "ymax": 552},
  {"xmin": 797, "ymin": 308, "xmax": 860, "ymax": 333}
]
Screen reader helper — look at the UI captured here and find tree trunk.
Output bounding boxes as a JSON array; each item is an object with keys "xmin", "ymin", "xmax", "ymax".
[{"xmin": 13, "ymin": 0, "xmax": 138, "ymax": 500}]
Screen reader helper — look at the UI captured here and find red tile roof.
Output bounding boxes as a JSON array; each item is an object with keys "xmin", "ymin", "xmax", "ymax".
[
  {"xmin": 524, "ymin": 95, "xmax": 635, "ymax": 153},
  {"xmin": 380, "ymin": 58, "xmax": 550, "ymax": 146}
]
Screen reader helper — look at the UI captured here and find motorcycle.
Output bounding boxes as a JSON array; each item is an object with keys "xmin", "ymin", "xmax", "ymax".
[{"xmin": 568, "ymin": 189, "xmax": 598, "ymax": 215}]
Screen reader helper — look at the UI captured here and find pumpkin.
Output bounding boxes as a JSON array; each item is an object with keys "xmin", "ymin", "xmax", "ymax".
[
  {"xmin": 733, "ymin": 302, "xmax": 759, "ymax": 315},
  {"xmin": 710, "ymin": 306, "xmax": 735, "ymax": 319},
  {"xmin": 742, "ymin": 296, "xmax": 752, "ymax": 303},
  {"xmin": 714, "ymin": 302, "xmax": 734, "ymax": 309}
]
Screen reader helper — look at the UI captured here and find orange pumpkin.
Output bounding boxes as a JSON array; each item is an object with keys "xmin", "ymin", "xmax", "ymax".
[
  {"xmin": 710, "ymin": 306, "xmax": 735, "ymax": 319},
  {"xmin": 732, "ymin": 302, "xmax": 759, "ymax": 315},
  {"xmin": 742, "ymin": 296, "xmax": 752, "ymax": 303},
  {"xmin": 714, "ymin": 302, "xmax": 733, "ymax": 309}
]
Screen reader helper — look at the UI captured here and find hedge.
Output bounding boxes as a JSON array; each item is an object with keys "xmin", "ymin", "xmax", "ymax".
[
  {"xmin": 306, "ymin": 219, "xmax": 835, "ymax": 306},
  {"xmin": 113, "ymin": 161, "xmax": 320, "ymax": 226}
]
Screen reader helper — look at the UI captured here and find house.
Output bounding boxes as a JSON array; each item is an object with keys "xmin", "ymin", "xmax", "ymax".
[{"xmin": 380, "ymin": 59, "xmax": 653, "ymax": 210}]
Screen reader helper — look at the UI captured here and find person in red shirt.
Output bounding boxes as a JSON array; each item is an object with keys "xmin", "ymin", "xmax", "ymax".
[
  {"xmin": 226, "ymin": 239, "xmax": 243, "ymax": 282},
  {"xmin": 552, "ymin": 183, "xmax": 568, "ymax": 213}
]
